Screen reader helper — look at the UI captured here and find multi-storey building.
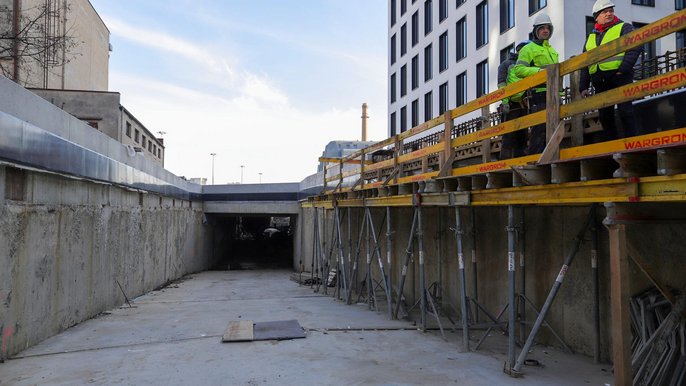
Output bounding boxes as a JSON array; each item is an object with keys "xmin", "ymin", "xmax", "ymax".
[
  {"xmin": 1, "ymin": 0, "xmax": 165, "ymax": 165},
  {"xmin": 388, "ymin": 0, "xmax": 683, "ymax": 137}
]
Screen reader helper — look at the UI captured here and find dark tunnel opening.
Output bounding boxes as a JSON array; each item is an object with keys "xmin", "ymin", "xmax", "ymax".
[{"xmin": 208, "ymin": 214, "xmax": 295, "ymax": 270}]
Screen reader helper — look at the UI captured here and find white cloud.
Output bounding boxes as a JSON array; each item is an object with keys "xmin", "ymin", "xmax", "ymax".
[{"xmin": 105, "ymin": 18, "xmax": 225, "ymax": 74}]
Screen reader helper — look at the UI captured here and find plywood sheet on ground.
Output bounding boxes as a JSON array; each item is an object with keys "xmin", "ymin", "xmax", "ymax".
[{"xmin": 222, "ymin": 320, "xmax": 254, "ymax": 342}]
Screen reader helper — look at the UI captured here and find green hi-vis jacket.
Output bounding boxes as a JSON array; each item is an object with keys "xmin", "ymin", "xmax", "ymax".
[
  {"xmin": 512, "ymin": 40, "xmax": 559, "ymax": 94},
  {"xmin": 586, "ymin": 22, "xmax": 624, "ymax": 74}
]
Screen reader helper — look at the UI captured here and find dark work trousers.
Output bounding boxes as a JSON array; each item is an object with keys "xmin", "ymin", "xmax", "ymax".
[
  {"xmin": 528, "ymin": 91, "xmax": 548, "ymax": 155},
  {"xmin": 592, "ymin": 72, "xmax": 638, "ymax": 141},
  {"xmin": 500, "ymin": 102, "xmax": 527, "ymax": 159}
]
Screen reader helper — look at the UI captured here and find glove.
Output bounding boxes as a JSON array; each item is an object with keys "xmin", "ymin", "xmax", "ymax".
[
  {"xmin": 580, "ymin": 89, "xmax": 591, "ymax": 98},
  {"xmin": 501, "ymin": 103, "xmax": 510, "ymax": 114}
]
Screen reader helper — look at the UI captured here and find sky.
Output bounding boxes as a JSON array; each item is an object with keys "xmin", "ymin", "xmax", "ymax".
[{"xmin": 89, "ymin": 0, "xmax": 388, "ymax": 184}]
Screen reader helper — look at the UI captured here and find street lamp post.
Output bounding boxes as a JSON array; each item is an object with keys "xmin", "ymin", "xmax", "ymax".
[
  {"xmin": 210, "ymin": 153, "xmax": 216, "ymax": 185},
  {"xmin": 240, "ymin": 165, "xmax": 245, "ymax": 184}
]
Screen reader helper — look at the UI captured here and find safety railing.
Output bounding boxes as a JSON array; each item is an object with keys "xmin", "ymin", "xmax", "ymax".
[{"xmin": 320, "ymin": 9, "xmax": 686, "ymax": 195}]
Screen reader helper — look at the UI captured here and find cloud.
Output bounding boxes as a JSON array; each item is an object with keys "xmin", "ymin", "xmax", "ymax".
[
  {"xmin": 111, "ymin": 73, "xmax": 386, "ymax": 183},
  {"xmin": 104, "ymin": 18, "xmax": 226, "ymax": 74}
]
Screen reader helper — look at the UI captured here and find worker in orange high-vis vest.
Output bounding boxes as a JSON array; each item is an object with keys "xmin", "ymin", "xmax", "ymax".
[{"xmin": 579, "ymin": 0, "xmax": 642, "ymax": 141}]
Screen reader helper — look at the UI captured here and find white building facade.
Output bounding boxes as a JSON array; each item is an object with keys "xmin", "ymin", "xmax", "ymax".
[{"xmin": 388, "ymin": 0, "xmax": 684, "ymax": 137}]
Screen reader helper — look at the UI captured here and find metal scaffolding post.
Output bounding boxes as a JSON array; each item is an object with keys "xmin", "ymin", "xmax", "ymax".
[
  {"xmin": 416, "ymin": 196, "xmax": 428, "ymax": 331},
  {"xmin": 518, "ymin": 207, "xmax": 527, "ymax": 344},
  {"xmin": 506, "ymin": 205, "xmax": 517, "ymax": 374},
  {"xmin": 365, "ymin": 205, "xmax": 374, "ymax": 309},
  {"xmin": 454, "ymin": 206, "xmax": 470, "ymax": 351},
  {"xmin": 471, "ymin": 207, "xmax": 479, "ymax": 323},
  {"xmin": 393, "ymin": 207, "xmax": 418, "ymax": 319},
  {"xmin": 333, "ymin": 206, "xmax": 349, "ymax": 301},
  {"xmin": 312, "ymin": 207, "xmax": 319, "ymax": 291},
  {"xmin": 347, "ymin": 207, "xmax": 353, "ymax": 294},
  {"xmin": 346, "ymin": 208, "xmax": 367, "ymax": 305},
  {"xmin": 591, "ymin": 212, "xmax": 601, "ymax": 364},
  {"xmin": 512, "ymin": 205, "xmax": 596, "ymax": 374},
  {"xmin": 386, "ymin": 206, "xmax": 394, "ymax": 317},
  {"xmin": 365, "ymin": 207, "xmax": 393, "ymax": 318}
]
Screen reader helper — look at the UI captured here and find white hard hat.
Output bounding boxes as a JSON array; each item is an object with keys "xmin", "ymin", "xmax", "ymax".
[
  {"xmin": 532, "ymin": 13, "xmax": 553, "ymax": 40},
  {"xmin": 592, "ymin": 0, "xmax": 615, "ymax": 15},
  {"xmin": 533, "ymin": 13, "xmax": 552, "ymax": 27}
]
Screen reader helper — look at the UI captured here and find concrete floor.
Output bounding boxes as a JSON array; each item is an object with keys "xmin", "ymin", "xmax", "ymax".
[{"xmin": 0, "ymin": 270, "xmax": 613, "ymax": 385}]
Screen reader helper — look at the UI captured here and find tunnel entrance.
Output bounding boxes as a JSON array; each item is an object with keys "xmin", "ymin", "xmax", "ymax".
[{"xmin": 209, "ymin": 214, "xmax": 294, "ymax": 270}]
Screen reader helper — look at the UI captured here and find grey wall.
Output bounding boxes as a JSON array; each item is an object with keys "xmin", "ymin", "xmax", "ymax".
[{"xmin": 0, "ymin": 165, "xmax": 213, "ymax": 359}]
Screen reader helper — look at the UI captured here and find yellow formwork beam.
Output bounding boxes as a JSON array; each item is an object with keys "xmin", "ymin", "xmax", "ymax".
[
  {"xmin": 304, "ymin": 174, "xmax": 686, "ymax": 208},
  {"xmin": 470, "ymin": 179, "xmax": 638, "ymax": 206}
]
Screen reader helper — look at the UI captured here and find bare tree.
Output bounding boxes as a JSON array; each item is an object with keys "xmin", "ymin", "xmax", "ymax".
[{"xmin": 0, "ymin": 1, "xmax": 80, "ymax": 87}]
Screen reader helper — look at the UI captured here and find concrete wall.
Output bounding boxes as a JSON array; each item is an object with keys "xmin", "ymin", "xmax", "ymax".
[
  {"xmin": 295, "ymin": 203, "xmax": 686, "ymax": 362},
  {"xmin": 0, "ymin": 165, "xmax": 213, "ymax": 359}
]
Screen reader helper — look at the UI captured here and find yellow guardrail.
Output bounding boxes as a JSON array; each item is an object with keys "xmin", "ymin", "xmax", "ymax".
[{"xmin": 320, "ymin": 9, "xmax": 686, "ymax": 194}]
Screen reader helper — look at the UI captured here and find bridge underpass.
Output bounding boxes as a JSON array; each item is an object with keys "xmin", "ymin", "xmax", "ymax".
[{"xmin": 202, "ymin": 184, "xmax": 301, "ymax": 270}]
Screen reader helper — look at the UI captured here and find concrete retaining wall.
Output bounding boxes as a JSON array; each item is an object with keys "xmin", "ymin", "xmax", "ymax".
[
  {"xmin": 0, "ymin": 165, "xmax": 213, "ymax": 359},
  {"xmin": 295, "ymin": 204, "xmax": 686, "ymax": 362}
]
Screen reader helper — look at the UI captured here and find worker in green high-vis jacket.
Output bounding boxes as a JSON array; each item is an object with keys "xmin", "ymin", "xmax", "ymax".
[
  {"xmin": 579, "ymin": 0, "xmax": 642, "ymax": 141},
  {"xmin": 512, "ymin": 13, "xmax": 559, "ymax": 155}
]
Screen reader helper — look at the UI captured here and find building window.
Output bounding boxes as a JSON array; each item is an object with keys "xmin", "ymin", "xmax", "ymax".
[
  {"xmin": 439, "ymin": 82, "xmax": 449, "ymax": 114},
  {"xmin": 391, "ymin": 0, "xmax": 397, "ymax": 26},
  {"xmin": 631, "ymin": 0, "xmax": 654, "ymax": 6},
  {"xmin": 134, "ymin": 129, "xmax": 140, "ymax": 143},
  {"xmin": 500, "ymin": 43, "xmax": 514, "ymax": 64},
  {"xmin": 456, "ymin": 16, "xmax": 467, "ymax": 62},
  {"xmin": 439, "ymin": 0, "xmax": 448, "ymax": 22},
  {"xmin": 153, "ymin": 144, "xmax": 157, "ymax": 155},
  {"xmin": 424, "ymin": 43, "xmax": 433, "ymax": 81},
  {"xmin": 391, "ymin": 34, "xmax": 397, "ymax": 65},
  {"xmin": 476, "ymin": 59, "xmax": 488, "ymax": 97},
  {"xmin": 677, "ymin": 30, "xmax": 686, "ymax": 50},
  {"xmin": 412, "ymin": 11, "xmax": 419, "ymax": 46},
  {"xmin": 158, "ymin": 149, "xmax": 161, "ymax": 158},
  {"xmin": 678, "ymin": 0, "xmax": 685, "ymax": 10},
  {"xmin": 586, "ymin": 16, "xmax": 595, "ymax": 36},
  {"xmin": 390, "ymin": 112, "xmax": 397, "ymax": 136},
  {"xmin": 411, "ymin": 99, "xmax": 419, "ymax": 127},
  {"xmin": 528, "ymin": 0, "xmax": 546, "ymax": 15},
  {"xmin": 142, "ymin": 135, "xmax": 147, "ymax": 149},
  {"xmin": 500, "ymin": 0, "xmax": 515, "ymax": 33},
  {"xmin": 412, "ymin": 54, "xmax": 419, "ymax": 89},
  {"xmin": 401, "ymin": 65, "xmax": 408, "ymax": 97},
  {"xmin": 424, "ymin": 91, "xmax": 433, "ymax": 121},
  {"xmin": 456, "ymin": 0, "xmax": 466, "ymax": 8},
  {"xmin": 424, "ymin": 0, "xmax": 433, "ymax": 35},
  {"xmin": 439, "ymin": 31, "xmax": 449, "ymax": 72},
  {"xmin": 148, "ymin": 141, "xmax": 152, "ymax": 152},
  {"xmin": 401, "ymin": 23, "xmax": 407, "ymax": 57},
  {"xmin": 456, "ymin": 71, "xmax": 467, "ymax": 107},
  {"xmin": 125, "ymin": 121, "xmax": 132, "ymax": 137},
  {"xmin": 476, "ymin": 1, "xmax": 488, "ymax": 48},
  {"xmin": 401, "ymin": 0, "xmax": 408, "ymax": 14},
  {"xmin": 400, "ymin": 106, "xmax": 408, "ymax": 132},
  {"xmin": 391, "ymin": 73, "xmax": 397, "ymax": 103}
]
